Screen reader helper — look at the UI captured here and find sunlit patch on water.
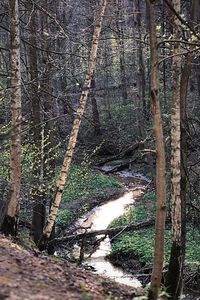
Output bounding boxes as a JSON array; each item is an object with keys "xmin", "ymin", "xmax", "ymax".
[{"xmin": 75, "ymin": 183, "xmax": 146, "ymax": 288}]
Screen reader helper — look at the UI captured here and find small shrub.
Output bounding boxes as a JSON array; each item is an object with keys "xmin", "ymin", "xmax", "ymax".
[{"xmin": 56, "ymin": 209, "xmax": 75, "ymax": 227}]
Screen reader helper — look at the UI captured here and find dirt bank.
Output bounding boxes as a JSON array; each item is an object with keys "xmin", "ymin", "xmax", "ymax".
[{"xmin": 0, "ymin": 235, "xmax": 143, "ymax": 300}]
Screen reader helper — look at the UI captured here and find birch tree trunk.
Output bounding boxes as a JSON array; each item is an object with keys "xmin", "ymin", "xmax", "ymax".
[
  {"xmin": 166, "ymin": 1, "xmax": 197, "ymax": 299},
  {"xmin": 38, "ymin": 0, "xmax": 107, "ymax": 250},
  {"xmin": 1, "ymin": 0, "xmax": 22, "ymax": 236},
  {"xmin": 146, "ymin": 1, "xmax": 166, "ymax": 299}
]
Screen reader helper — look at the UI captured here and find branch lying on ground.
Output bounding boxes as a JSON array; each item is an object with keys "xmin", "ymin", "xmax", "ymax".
[{"xmin": 52, "ymin": 219, "xmax": 158, "ymax": 245}]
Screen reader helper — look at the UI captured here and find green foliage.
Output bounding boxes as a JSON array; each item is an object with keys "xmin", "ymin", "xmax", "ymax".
[
  {"xmin": 0, "ymin": 124, "xmax": 10, "ymax": 178},
  {"xmin": 79, "ymin": 282, "xmax": 92, "ymax": 299},
  {"xmin": 185, "ymin": 225, "xmax": 200, "ymax": 268},
  {"xmin": 81, "ymin": 101, "xmax": 146, "ymax": 153},
  {"xmin": 62, "ymin": 164, "xmax": 122, "ymax": 203},
  {"xmin": 109, "ymin": 229, "xmax": 155, "ymax": 263},
  {"xmin": 56, "ymin": 164, "xmax": 122, "ymax": 227},
  {"xmin": 109, "ymin": 203, "xmax": 155, "ymax": 229},
  {"xmin": 18, "ymin": 229, "xmax": 36, "ymax": 250},
  {"xmin": 56, "ymin": 209, "xmax": 75, "ymax": 227},
  {"xmin": 142, "ymin": 191, "xmax": 156, "ymax": 202},
  {"xmin": 109, "ymin": 194, "xmax": 200, "ymax": 269}
]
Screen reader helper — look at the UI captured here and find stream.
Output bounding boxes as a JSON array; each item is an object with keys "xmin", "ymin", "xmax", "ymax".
[
  {"xmin": 70, "ymin": 169, "xmax": 199, "ymax": 299},
  {"xmin": 74, "ymin": 170, "xmax": 151, "ymax": 288}
]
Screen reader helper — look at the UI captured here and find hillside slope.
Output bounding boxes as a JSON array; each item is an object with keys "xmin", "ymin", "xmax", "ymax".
[{"xmin": 0, "ymin": 235, "xmax": 142, "ymax": 300}]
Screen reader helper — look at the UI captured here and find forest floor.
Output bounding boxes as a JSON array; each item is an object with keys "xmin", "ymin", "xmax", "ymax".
[{"xmin": 0, "ymin": 234, "xmax": 143, "ymax": 300}]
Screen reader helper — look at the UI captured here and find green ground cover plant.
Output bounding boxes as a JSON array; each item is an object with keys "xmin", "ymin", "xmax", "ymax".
[
  {"xmin": 62, "ymin": 164, "xmax": 122, "ymax": 202},
  {"xmin": 108, "ymin": 191, "xmax": 200, "ymax": 270},
  {"xmin": 57, "ymin": 164, "xmax": 123, "ymax": 227}
]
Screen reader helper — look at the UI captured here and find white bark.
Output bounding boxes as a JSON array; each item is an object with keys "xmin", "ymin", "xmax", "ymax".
[
  {"xmin": 42, "ymin": 0, "xmax": 107, "ymax": 239},
  {"xmin": 171, "ymin": 0, "xmax": 181, "ymax": 246}
]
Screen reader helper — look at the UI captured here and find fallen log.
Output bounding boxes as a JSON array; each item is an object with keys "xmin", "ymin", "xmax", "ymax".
[
  {"xmin": 98, "ymin": 140, "xmax": 146, "ymax": 166},
  {"xmin": 53, "ymin": 219, "xmax": 157, "ymax": 245},
  {"xmin": 102, "ymin": 157, "xmax": 138, "ymax": 174}
]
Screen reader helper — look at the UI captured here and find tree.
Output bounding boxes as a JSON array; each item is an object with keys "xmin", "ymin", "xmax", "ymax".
[
  {"xmin": 38, "ymin": 0, "xmax": 107, "ymax": 250},
  {"xmin": 166, "ymin": 1, "xmax": 198, "ymax": 298},
  {"xmin": 91, "ymin": 77, "xmax": 101, "ymax": 136},
  {"xmin": 115, "ymin": 0, "xmax": 128, "ymax": 104},
  {"xmin": 165, "ymin": 0, "xmax": 182, "ymax": 298},
  {"xmin": 146, "ymin": 1, "xmax": 166, "ymax": 299},
  {"xmin": 1, "ymin": 0, "xmax": 22, "ymax": 236},
  {"xmin": 27, "ymin": 1, "xmax": 45, "ymax": 245}
]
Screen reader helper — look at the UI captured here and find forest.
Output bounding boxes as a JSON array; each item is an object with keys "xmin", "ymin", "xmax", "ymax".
[{"xmin": 0, "ymin": 0, "xmax": 200, "ymax": 299}]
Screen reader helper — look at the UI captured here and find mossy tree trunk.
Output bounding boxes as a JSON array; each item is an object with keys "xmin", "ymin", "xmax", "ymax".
[
  {"xmin": 1, "ymin": 0, "xmax": 22, "ymax": 236},
  {"xmin": 146, "ymin": 1, "xmax": 166, "ymax": 299},
  {"xmin": 38, "ymin": 0, "xmax": 107, "ymax": 250}
]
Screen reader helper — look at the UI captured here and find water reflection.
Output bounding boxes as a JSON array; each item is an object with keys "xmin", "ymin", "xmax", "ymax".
[{"xmin": 76, "ymin": 175, "xmax": 146, "ymax": 288}]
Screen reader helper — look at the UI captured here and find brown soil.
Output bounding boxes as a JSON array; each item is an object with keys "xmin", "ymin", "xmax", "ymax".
[{"xmin": 0, "ymin": 235, "xmax": 143, "ymax": 300}]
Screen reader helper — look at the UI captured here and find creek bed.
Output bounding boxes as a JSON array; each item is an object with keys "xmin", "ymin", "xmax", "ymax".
[{"xmin": 75, "ymin": 170, "xmax": 149, "ymax": 288}]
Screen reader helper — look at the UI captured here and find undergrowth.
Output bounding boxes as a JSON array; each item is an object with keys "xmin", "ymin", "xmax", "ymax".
[
  {"xmin": 108, "ymin": 191, "xmax": 200, "ymax": 270},
  {"xmin": 62, "ymin": 164, "xmax": 122, "ymax": 202},
  {"xmin": 56, "ymin": 164, "xmax": 123, "ymax": 227}
]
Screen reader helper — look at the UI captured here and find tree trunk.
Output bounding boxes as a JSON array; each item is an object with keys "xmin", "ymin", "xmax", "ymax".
[
  {"xmin": 40, "ymin": 0, "xmax": 56, "ymax": 254},
  {"xmin": 146, "ymin": 1, "xmax": 166, "ymax": 299},
  {"xmin": 1, "ymin": 0, "xmax": 22, "ymax": 236},
  {"xmin": 180, "ymin": 0, "xmax": 198, "ymax": 291},
  {"xmin": 53, "ymin": 219, "xmax": 171, "ymax": 244},
  {"xmin": 115, "ymin": 0, "xmax": 128, "ymax": 104},
  {"xmin": 161, "ymin": 1, "xmax": 167, "ymax": 110},
  {"xmin": 165, "ymin": 0, "xmax": 182, "ymax": 298},
  {"xmin": 91, "ymin": 78, "xmax": 101, "ymax": 135},
  {"xmin": 27, "ymin": 1, "xmax": 45, "ymax": 245},
  {"xmin": 133, "ymin": 0, "xmax": 145, "ymax": 138},
  {"xmin": 166, "ymin": 1, "xmax": 197, "ymax": 299},
  {"xmin": 38, "ymin": 0, "xmax": 107, "ymax": 250}
]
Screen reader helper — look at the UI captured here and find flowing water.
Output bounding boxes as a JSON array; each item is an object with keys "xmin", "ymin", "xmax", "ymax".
[
  {"xmin": 69, "ymin": 170, "xmax": 200, "ymax": 300},
  {"xmin": 75, "ymin": 171, "xmax": 150, "ymax": 288},
  {"xmin": 71, "ymin": 170, "xmax": 199, "ymax": 298}
]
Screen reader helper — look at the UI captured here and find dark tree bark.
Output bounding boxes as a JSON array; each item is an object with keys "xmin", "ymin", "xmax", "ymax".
[
  {"xmin": 115, "ymin": 0, "xmax": 128, "ymax": 104},
  {"xmin": 91, "ymin": 77, "xmax": 101, "ymax": 135},
  {"xmin": 27, "ymin": 1, "xmax": 45, "ymax": 245},
  {"xmin": 40, "ymin": 0, "xmax": 56, "ymax": 254},
  {"xmin": 146, "ymin": 1, "xmax": 167, "ymax": 299},
  {"xmin": 1, "ymin": 0, "xmax": 22, "ymax": 236}
]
